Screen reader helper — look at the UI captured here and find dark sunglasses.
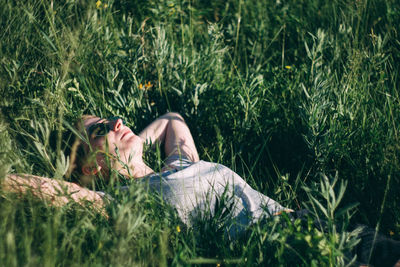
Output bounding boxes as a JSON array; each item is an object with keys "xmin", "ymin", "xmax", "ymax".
[{"xmin": 87, "ymin": 116, "xmax": 126, "ymax": 138}]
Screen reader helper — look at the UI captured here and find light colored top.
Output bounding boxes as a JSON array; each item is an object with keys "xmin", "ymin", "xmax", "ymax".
[{"xmin": 136, "ymin": 158, "xmax": 287, "ymax": 234}]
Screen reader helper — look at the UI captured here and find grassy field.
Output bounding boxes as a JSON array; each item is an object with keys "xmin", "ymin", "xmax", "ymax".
[{"xmin": 1, "ymin": 0, "xmax": 399, "ymax": 265}]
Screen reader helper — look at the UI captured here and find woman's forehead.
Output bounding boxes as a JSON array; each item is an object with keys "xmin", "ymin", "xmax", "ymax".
[
  {"xmin": 83, "ymin": 116, "xmax": 104, "ymax": 130},
  {"xmin": 82, "ymin": 116, "xmax": 106, "ymax": 147}
]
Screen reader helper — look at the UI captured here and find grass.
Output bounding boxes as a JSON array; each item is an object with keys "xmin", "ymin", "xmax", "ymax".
[{"xmin": 1, "ymin": 0, "xmax": 399, "ymax": 265}]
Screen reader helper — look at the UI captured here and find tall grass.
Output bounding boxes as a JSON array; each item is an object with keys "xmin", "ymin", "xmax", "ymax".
[{"xmin": 1, "ymin": 0, "xmax": 399, "ymax": 265}]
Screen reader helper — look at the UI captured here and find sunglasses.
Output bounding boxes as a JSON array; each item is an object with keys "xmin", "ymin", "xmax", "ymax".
[{"xmin": 87, "ymin": 116, "xmax": 126, "ymax": 138}]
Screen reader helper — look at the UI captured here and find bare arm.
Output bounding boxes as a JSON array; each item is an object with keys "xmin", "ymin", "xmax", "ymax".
[
  {"xmin": 139, "ymin": 112, "xmax": 199, "ymax": 162},
  {"xmin": 1, "ymin": 174, "xmax": 107, "ymax": 216}
]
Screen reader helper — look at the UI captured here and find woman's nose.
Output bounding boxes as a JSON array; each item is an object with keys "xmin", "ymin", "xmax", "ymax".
[{"xmin": 112, "ymin": 118, "xmax": 124, "ymax": 131}]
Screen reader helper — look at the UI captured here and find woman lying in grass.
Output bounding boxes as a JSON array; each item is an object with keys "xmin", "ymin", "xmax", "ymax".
[
  {"xmin": 2, "ymin": 113, "xmax": 400, "ymax": 266},
  {"xmin": 3, "ymin": 113, "xmax": 289, "ymax": 226},
  {"xmin": 79, "ymin": 112, "xmax": 292, "ymax": 228}
]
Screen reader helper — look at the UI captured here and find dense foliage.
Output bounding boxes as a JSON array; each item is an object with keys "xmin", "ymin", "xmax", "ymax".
[{"xmin": 1, "ymin": 0, "xmax": 399, "ymax": 265}]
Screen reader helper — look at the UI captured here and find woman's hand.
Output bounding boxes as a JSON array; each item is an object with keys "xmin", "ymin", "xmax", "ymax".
[{"xmin": 139, "ymin": 112, "xmax": 199, "ymax": 162}]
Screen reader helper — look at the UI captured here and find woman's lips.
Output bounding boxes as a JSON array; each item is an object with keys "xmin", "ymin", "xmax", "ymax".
[{"xmin": 120, "ymin": 130, "xmax": 132, "ymax": 140}]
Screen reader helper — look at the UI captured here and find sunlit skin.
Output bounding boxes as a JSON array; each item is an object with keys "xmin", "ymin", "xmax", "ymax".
[
  {"xmin": 83, "ymin": 116, "xmax": 153, "ymax": 178},
  {"xmin": 82, "ymin": 112, "xmax": 200, "ymax": 179},
  {"xmin": 85, "ymin": 117, "xmax": 144, "ymax": 163}
]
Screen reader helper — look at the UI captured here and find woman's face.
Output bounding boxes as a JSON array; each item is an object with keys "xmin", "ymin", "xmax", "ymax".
[{"xmin": 83, "ymin": 116, "xmax": 144, "ymax": 168}]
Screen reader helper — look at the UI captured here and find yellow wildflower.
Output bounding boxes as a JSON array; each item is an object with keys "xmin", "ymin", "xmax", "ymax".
[
  {"xmin": 390, "ymin": 230, "xmax": 395, "ymax": 236},
  {"xmin": 103, "ymin": 3, "xmax": 108, "ymax": 8},
  {"xmin": 96, "ymin": 0, "xmax": 102, "ymax": 9},
  {"xmin": 217, "ymin": 264, "xmax": 221, "ymax": 267},
  {"xmin": 145, "ymin": 81, "xmax": 152, "ymax": 89},
  {"xmin": 176, "ymin": 225, "xmax": 181, "ymax": 233},
  {"xmin": 139, "ymin": 83, "xmax": 143, "ymax": 90},
  {"xmin": 150, "ymin": 101, "xmax": 156, "ymax": 106},
  {"xmin": 285, "ymin": 65, "xmax": 292, "ymax": 70}
]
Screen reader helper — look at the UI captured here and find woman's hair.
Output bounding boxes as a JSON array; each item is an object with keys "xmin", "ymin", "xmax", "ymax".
[
  {"xmin": 64, "ymin": 115, "xmax": 98, "ymax": 185},
  {"xmin": 64, "ymin": 115, "xmax": 123, "ymax": 188}
]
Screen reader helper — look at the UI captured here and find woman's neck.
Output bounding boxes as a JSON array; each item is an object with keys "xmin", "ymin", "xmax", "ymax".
[{"xmin": 118, "ymin": 160, "xmax": 154, "ymax": 179}]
